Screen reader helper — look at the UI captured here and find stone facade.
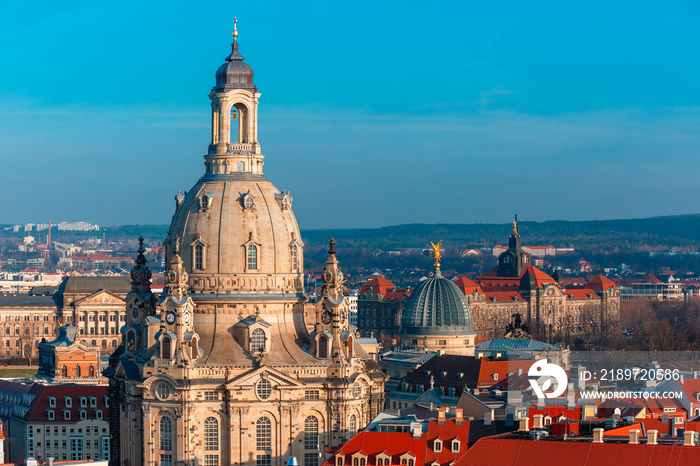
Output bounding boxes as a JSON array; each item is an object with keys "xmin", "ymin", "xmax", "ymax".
[
  {"xmin": 106, "ymin": 27, "xmax": 386, "ymax": 466},
  {"xmin": 37, "ymin": 324, "xmax": 106, "ymax": 385},
  {"xmin": 0, "ymin": 295, "xmax": 58, "ymax": 359}
]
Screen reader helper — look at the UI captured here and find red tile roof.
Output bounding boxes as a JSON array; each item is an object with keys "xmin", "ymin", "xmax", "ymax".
[
  {"xmin": 483, "ymin": 291, "xmax": 525, "ymax": 303},
  {"xmin": 360, "ymin": 277, "xmax": 397, "ymax": 295},
  {"xmin": 27, "ymin": 384, "xmax": 109, "ymax": 422},
  {"xmin": 458, "ymin": 437, "xmax": 700, "ymax": 465},
  {"xmin": 476, "ymin": 266, "xmax": 556, "ymax": 291},
  {"xmin": 453, "ymin": 278, "xmax": 483, "ymax": 296},
  {"xmin": 528, "ymin": 404, "xmax": 582, "ymax": 421},
  {"xmin": 565, "ymin": 289, "xmax": 598, "ymax": 300},
  {"xmin": 584, "ymin": 275, "xmax": 618, "ymax": 292}
]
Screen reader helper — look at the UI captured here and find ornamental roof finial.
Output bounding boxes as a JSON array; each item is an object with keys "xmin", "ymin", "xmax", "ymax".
[
  {"xmin": 430, "ymin": 240, "xmax": 442, "ymax": 271},
  {"xmin": 512, "ymin": 214, "xmax": 519, "ymax": 237},
  {"xmin": 233, "ymin": 17, "xmax": 238, "ymax": 42}
]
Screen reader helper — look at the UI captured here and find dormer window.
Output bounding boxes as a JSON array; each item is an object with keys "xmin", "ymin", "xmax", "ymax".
[
  {"xmin": 451, "ymin": 440, "xmax": 461, "ymax": 453},
  {"xmin": 199, "ymin": 191, "xmax": 214, "ymax": 213},
  {"xmin": 191, "ymin": 236, "xmax": 208, "ymax": 271},
  {"xmin": 63, "ymin": 409, "xmax": 71, "ymax": 420},
  {"xmin": 64, "ymin": 396, "xmax": 72, "ymax": 408},
  {"xmin": 434, "ymin": 440, "xmax": 442, "ymax": 452},
  {"xmin": 96, "ymin": 409, "xmax": 103, "ymax": 419},
  {"xmin": 80, "ymin": 397, "xmax": 87, "ymax": 407},
  {"xmin": 79, "ymin": 409, "xmax": 87, "ymax": 420},
  {"xmin": 250, "ymin": 328, "xmax": 266, "ymax": 353},
  {"xmin": 48, "ymin": 396, "xmax": 56, "ymax": 408},
  {"xmin": 89, "ymin": 397, "xmax": 97, "ymax": 407},
  {"xmin": 47, "ymin": 409, "xmax": 54, "ymax": 420}
]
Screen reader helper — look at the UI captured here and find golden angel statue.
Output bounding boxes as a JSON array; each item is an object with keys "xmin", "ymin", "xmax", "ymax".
[{"xmin": 430, "ymin": 240, "xmax": 442, "ymax": 268}]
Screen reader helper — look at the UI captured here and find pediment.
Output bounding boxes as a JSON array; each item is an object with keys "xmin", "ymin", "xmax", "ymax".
[
  {"xmin": 75, "ymin": 290, "xmax": 124, "ymax": 306},
  {"xmin": 224, "ymin": 366, "xmax": 306, "ymax": 389}
]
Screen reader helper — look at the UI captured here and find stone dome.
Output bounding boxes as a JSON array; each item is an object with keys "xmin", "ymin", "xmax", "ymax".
[
  {"xmin": 215, "ymin": 41, "xmax": 256, "ymax": 89},
  {"xmin": 401, "ymin": 270, "xmax": 475, "ymax": 336},
  {"xmin": 167, "ymin": 172, "xmax": 304, "ymax": 297}
]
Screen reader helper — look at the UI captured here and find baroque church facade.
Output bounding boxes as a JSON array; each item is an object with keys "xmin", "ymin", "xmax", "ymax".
[{"xmin": 106, "ymin": 24, "xmax": 386, "ymax": 466}]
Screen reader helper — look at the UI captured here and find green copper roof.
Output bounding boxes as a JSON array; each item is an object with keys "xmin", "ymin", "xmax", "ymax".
[{"xmin": 400, "ymin": 270, "xmax": 475, "ymax": 336}]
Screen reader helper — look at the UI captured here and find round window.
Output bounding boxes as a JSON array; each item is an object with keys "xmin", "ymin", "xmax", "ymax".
[
  {"xmin": 256, "ymin": 379, "xmax": 272, "ymax": 401},
  {"xmin": 155, "ymin": 382, "xmax": 172, "ymax": 401},
  {"xmin": 244, "ymin": 196, "xmax": 255, "ymax": 209}
]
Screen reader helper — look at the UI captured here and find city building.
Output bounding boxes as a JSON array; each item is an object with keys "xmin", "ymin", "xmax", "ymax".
[
  {"xmin": 36, "ymin": 325, "xmax": 106, "ymax": 385},
  {"xmin": 398, "ymin": 258, "xmax": 476, "ymax": 356},
  {"xmin": 0, "ymin": 293, "xmax": 59, "ymax": 359},
  {"xmin": 357, "ymin": 277, "xmax": 411, "ymax": 342},
  {"xmin": 618, "ymin": 275, "xmax": 684, "ymax": 301},
  {"xmin": 0, "ymin": 380, "xmax": 109, "ymax": 463},
  {"xmin": 105, "ymin": 26, "xmax": 386, "ymax": 466},
  {"xmin": 55, "ymin": 277, "xmax": 129, "ymax": 353},
  {"xmin": 469, "ymin": 218, "xmax": 620, "ymax": 342}
]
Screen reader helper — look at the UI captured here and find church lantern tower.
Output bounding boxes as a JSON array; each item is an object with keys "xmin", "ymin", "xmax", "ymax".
[
  {"xmin": 107, "ymin": 21, "xmax": 387, "ymax": 466},
  {"xmin": 497, "ymin": 215, "xmax": 532, "ymax": 277}
]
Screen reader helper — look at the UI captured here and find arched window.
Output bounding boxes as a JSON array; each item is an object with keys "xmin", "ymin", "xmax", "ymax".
[
  {"xmin": 377, "ymin": 459, "xmax": 383, "ymax": 466},
  {"xmin": 237, "ymin": 161, "xmax": 245, "ymax": 172},
  {"xmin": 304, "ymin": 416, "xmax": 319, "ymax": 450},
  {"xmin": 162, "ymin": 336, "xmax": 171, "ymax": 359},
  {"xmin": 61, "ymin": 366, "xmax": 67, "ymax": 377},
  {"xmin": 204, "ymin": 417, "xmax": 219, "ymax": 451},
  {"xmin": 247, "ymin": 244, "xmax": 258, "ymax": 270},
  {"xmin": 191, "ymin": 337, "xmax": 198, "ymax": 359},
  {"xmin": 230, "ymin": 106, "xmax": 239, "ymax": 143},
  {"xmin": 160, "ymin": 417, "xmax": 172, "ymax": 451},
  {"xmin": 91, "ymin": 339, "xmax": 96, "ymax": 346},
  {"xmin": 337, "ymin": 458, "xmax": 343, "ymax": 466},
  {"xmin": 360, "ymin": 459, "xmax": 365, "ymax": 466},
  {"xmin": 256, "ymin": 417, "xmax": 271, "ymax": 450},
  {"xmin": 250, "ymin": 328, "xmax": 266, "ymax": 353},
  {"xmin": 318, "ymin": 336, "xmax": 328, "ymax": 359},
  {"xmin": 353, "ymin": 459, "xmax": 358, "ymax": 466},
  {"xmin": 349, "ymin": 414, "xmax": 356, "ymax": 435},
  {"xmin": 408, "ymin": 460, "xmax": 414, "ymax": 466},
  {"xmin": 401, "ymin": 460, "xmax": 407, "ymax": 465},
  {"xmin": 112, "ymin": 340, "xmax": 118, "ymax": 348},
  {"xmin": 88, "ymin": 365, "xmax": 95, "ymax": 377},
  {"xmin": 291, "ymin": 245, "xmax": 299, "ymax": 271},
  {"xmin": 75, "ymin": 366, "xmax": 81, "ymax": 377},
  {"xmin": 101, "ymin": 339, "xmax": 107, "ymax": 349},
  {"xmin": 195, "ymin": 244, "xmax": 204, "ymax": 270}
]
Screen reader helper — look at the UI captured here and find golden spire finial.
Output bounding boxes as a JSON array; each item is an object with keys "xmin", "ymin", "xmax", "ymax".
[
  {"xmin": 233, "ymin": 17, "xmax": 238, "ymax": 41},
  {"xmin": 430, "ymin": 240, "xmax": 443, "ymax": 269}
]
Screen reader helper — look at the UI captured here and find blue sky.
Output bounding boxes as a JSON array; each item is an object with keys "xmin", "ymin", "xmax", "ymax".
[{"xmin": 1, "ymin": 1, "xmax": 699, "ymax": 229}]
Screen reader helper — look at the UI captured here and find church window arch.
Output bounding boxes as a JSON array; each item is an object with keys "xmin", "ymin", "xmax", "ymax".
[
  {"xmin": 349, "ymin": 414, "xmax": 357, "ymax": 435},
  {"xmin": 204, "ymin": 417, "xmax": 219, "ymax": 451},
  {"xmin": 291, "ymin": 244, "xmax": 299, "ymax": 271},
  {"xmin": 195, "ymin": 244, "xmax": 204, "ymax": 270},
  {"xmin": 160, "ymin": 416, "xmax": 173, "ymax": 451},
  {"xmin": 250, "ymin": 328, "xmax": 266, "ymax": 353},
  {"xmin": 353, "ymin": 382, "xmax": 361, "ymax": 398},
  {"xmin": 162, "ymin": 336, "xmax": 171, "ymax": 359},
  {"xmin": 304, "ymin": 416, "xmax": 319, "ymax": 450},
  {"xmin": 76, "ymin": 365, "xmax": 81, "ymax": 377},
  {"xmin": 247, "ymin": 244, "xmax": 258, "ymax": 270},
  {"xmin": 191, "ymin": 336, "xmax": 198, "ymax": 359},
  {"xmin": 256, "ymin": 416, "xmax": 272, "ymax": 450},
  {"xmin": 61, "ymin": 365, "xmax": 67, "ymax": 377},
  {"xmin": 89, "ymin": 365, "xmax": 95, "ymax": 377},
  {"xmin": 230, "ymin": 103, "xmax": 249, "ymax": 144},
  {"xmin": 318, "ymin": 335, "xmax": 328, "ymax": 359}
]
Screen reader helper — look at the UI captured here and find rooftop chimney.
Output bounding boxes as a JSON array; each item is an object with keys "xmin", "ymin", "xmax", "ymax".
[
  {"xmin": 592, "ymin": 428, "xmax": 604, "ymax": 444},
  {"xmin": 629, "ymin": 429, "xmax": 640, "ymax": 445},
  {"xmin": 684, "ymin": 430, "xmax": 696, "ymax": 446},
  {"xmin": 519, "ymin": 417, "xmax": 529, "ymax": 432},
  {"xmin": 647, "ymin": 430, "xmax": 658, "ymax": 445},
  {"xmin": 411, "ymin": 422, "xmax": 423, "ymax": 439},
  {"xmin": 455, "ymin": 409, "xmax": 463, "ymax": 425},
  {"xmin": 438, "ymin": 408, "xmax": 446, "ymax": 425},
  {"xmin": 533, "ymin": 414, "xmax": 544, "ymax": 429}
]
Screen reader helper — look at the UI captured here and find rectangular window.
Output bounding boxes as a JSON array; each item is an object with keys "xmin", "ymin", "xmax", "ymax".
[
  {"xmin": 304, "ymin": 453, "xmax": 320, "ymax": 466},
  {"xmin": 305, "ymin": 390, "xmax": 320, "ymax": 400},
  {"xmin": 160, "ymin": 454, "xmax": 173, "ymax": 466},
  {"xmin": 205, "ymin": 455, "xmax": 219, "ymax": 466},
  {"xmin": 204, "ymin": 391, "xmax": 219, "ymax": 401},
  {"xmin": 256, "ymin": 455, "xmax": 271, "ymax": 466},
  {"xmin": 70, "ymin": 437, "xmax": 84, "ymax": 461}
]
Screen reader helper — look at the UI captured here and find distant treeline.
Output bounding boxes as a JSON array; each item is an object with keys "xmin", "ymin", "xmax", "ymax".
[{"xmin": 3, "ymin": 215, "xmax": 700, "ymax": 254}]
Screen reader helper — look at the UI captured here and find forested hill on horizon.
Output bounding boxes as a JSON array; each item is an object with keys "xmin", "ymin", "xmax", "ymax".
[{"xmin": 8, "ymin": 214, "xmax": 698, "ymax": 255}]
